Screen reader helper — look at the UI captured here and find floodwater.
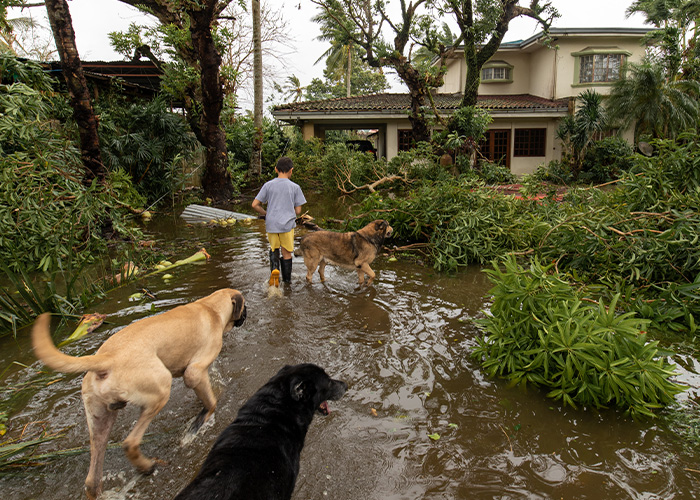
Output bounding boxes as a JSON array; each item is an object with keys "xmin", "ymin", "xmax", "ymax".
[{"xmin": 2, "ymin": 198, "xmax": 699, "ymax": 500}]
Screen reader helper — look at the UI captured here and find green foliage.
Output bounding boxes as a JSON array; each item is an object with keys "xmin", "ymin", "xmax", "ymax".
[
  {"xmin": 0, "ymin": 53, "xmax": 54, "ymax": 91},
  {"xmin": 448, "ymin": 106, "xmax": 492, "ymax": 141},
  {"xmin": 476, "ymin": 160, "xmax": 517, "ymax": 184},
  {"xmin": 0, "ymin": 56, "xmax": 144, "ymax": 285},
  {"xmin": 615, "ymin": 131, "xmax": 700, "ymax": 211},
  {"xmin": 556, "ymin": 89, "xmax": 608, "ymax": 177},
  {"xmin": 224, "ymin": 114, "xmax": 287, "ymax": 176},
  {"xmin": 350, "ymin": 178, "xmax": 541, "ymax": 271},
  {"xmin": 664, "ymin": 399, "xmax": 700, "ymax": 452},
  {"xmin": 0, "ymin": 157, "xmax": 140, "ymax": 273},
  {"xmin": 304, "ymin": 64, "xmax": 389, "ymax": 101},
  {"xmin": 579, "ymin": 136, "xmax": 635, "ymax": 184},
  {"xmin": 472, "ymin": 256, "xmax": 686, "ymax": 418},
  {"xmin": 529, "ymin": 136, "xmax": 634, "ymax": 186},
  {"xmin": 607, "ymin": 58, "xmax": 700, "ymax": 142},
  {"xmin": 97, "ymin": 96, "xmax": 199, "ymax": 205}
]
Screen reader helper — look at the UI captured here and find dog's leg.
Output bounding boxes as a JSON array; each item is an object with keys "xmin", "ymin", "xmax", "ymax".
[
  {"xmin": 183, "ymin": 363, "xmax": 218, "ymax": 433},
  {"xmin": 318, "ymin": 258, "xmax": 327, "ymax": 282},
  {"xmin": 121, "ymin": 370, "xmax": 171, "ymax": 475},
  {"xmin": 305, "ymin": 257, "xmax": 317, "ymax": 283},
  {"xmin": 357, "ymin": 263, "xmax": 375, "ymax": 286},
  {"xmin": 83, "ymin": 391, "xmax": 118, "ymax": 500}
]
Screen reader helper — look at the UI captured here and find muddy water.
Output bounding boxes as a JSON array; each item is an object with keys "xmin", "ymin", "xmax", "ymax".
[{"xmin": 2, "ymin": 203, "xmax": 699, "ymax": 500}]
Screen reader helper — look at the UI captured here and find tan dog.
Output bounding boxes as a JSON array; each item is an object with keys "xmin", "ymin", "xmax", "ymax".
[
  {"xmin": 31, "ymin": 288, "xmax": 247, "ymax": 500},
  {"xmin": 296, "ymin": 219, "xmax": 393, "ymax": 286}
]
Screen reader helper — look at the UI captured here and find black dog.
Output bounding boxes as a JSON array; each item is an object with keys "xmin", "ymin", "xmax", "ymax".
[{"xmin": 174, "ymin": 364, "xmax": 348, "ymax": 500}]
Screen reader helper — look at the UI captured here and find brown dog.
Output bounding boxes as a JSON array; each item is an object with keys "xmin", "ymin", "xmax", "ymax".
[
  {"xmin": 296, "ymin": 219, "xmax": 393, "ymax": 286},
  {"xmin": 31, "ymin": 288, "xmax": 247, "ymax": 500}
]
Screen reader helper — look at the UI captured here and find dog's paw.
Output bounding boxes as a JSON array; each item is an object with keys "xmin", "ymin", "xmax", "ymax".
[
  {"xmin": 187, "ymin": 408, "xmax": 210, "ymax": 434},
  {"xmin": 138, "ymin": 461, "xmax": 158, "ymax": 476}
]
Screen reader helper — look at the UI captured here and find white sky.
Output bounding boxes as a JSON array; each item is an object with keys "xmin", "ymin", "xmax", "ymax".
[{"xmin": 12, "ymin": 0, "xmax": 648, "ymax": 106}]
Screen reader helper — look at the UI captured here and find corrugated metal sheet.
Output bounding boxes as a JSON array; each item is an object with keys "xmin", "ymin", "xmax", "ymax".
[{"xmin": 180, "ymin": 204, "xmax": 253, "ymax": 223}]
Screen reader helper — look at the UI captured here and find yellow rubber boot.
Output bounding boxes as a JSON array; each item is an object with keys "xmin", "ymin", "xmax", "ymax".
[{"xmin": 269, "ymin": 269, "xmax": 280, "ymax": 287}]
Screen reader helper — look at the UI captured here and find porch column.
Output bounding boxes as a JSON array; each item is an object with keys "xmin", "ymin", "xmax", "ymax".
[
  {"xmin": 386, "ymin": 122, "xmax": 398, "ymax": 160},
  {"xmin": 302, "ymin": 122, "xmax": 315, "ymax": 140}
]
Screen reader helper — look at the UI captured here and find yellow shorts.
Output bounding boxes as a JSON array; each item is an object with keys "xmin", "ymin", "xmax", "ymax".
[{"xmin": 268, "ymin": 229, "xmax": 295, "ymax": 252}]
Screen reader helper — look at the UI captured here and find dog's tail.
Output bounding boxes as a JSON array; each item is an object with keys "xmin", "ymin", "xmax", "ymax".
[{"xmin": 32, "ymin": 313, "xmax": 111, "ymax": 373}]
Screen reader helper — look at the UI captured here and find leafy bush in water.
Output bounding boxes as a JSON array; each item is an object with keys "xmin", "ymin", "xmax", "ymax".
[
  {"xmin": 98, "ymin": 96, "xmax": 199, "ymax": 204},
  {"xmin": 350, "ymin": 178, "xmax": 544, "ymax": 271},
  {"xmin": 0, "ymin": 56, "xmax": 142, "ymax": 273},
  {"xmin": 472, "ymin": 256, "xmax": 685, "ymax": 418}
]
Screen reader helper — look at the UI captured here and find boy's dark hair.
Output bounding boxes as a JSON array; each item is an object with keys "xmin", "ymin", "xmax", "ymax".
[{"xmin": 276, "ymin": 157, "xmax": 294, "ymax": 173}]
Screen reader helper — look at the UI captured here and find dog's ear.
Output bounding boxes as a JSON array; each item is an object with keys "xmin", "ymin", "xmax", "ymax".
[
  {"xmin": 290, "ymin": 377, "xmax": 314, "ymax": 402},
  {"xmin": 375, "ymin": 220, "xmax": 386, "ymax": 231},
  {"xmin": 231, "ymin": 291, "xmax": 246, "ymax": 327}
]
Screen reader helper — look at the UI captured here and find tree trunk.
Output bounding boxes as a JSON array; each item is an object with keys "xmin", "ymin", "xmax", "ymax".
[
  {"xmin": 461, "ymin": 53, "xmax": 480, "ymax": 108},
  {"xmin": 394, "ymin": 63, "xmax": 431, "ymax": 143},
  {"xmin": 190, "ymin": 6, "xmax": 233, "ymax": 202},
  {"xmin": 44, "ymin": 0, "xmax": 107, "ymax": 186},
  {"xmin": 250, "ymin": 0, "xmax": 263, "ymax": 177},
  {"xmin": 346, "ymin": 41, "xmax": 352, "ymax": 98}
]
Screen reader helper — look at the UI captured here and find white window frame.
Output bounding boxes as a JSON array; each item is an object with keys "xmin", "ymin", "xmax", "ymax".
[
  {"xmin": 572, "ymin": 47, "xmax": 630, "ymax": 86},
  {"xmin": 481, "ymin": 60, "xmax": 513, "ymax": 83}
]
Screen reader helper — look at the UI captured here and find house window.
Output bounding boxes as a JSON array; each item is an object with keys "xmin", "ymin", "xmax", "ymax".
[
  {"xmin": 592, "ymin": 129, "xmax": 618, "ymax": 141},
  {"xmin": 481, "ymin": 61, "xmax": 513, "ymax": 83},
  {"xmin": 514, "ymin": 128, "xmax": 546, "ymax": 157},
  {"xmin": 482, "ymin": 67, "xmax": 510, "ymax": 81},
  {"xmin": 398, "ymin": 129, "xmax": 413, "ymax": 151},
  {"xmin": 579, "ymin": 54, "xmax": 623, "ymax": 82},
  {"xmin": 479, "ymin": 129, "xmax": 510, "ymax": 167}
]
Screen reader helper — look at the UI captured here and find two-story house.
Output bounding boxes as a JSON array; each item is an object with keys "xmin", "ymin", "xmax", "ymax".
[{"xmin": 272, "ymin": 27, "xmax": 651, "ymax": 175}]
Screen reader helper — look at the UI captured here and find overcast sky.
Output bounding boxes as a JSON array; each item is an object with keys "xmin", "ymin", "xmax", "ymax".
[{"xmin": 13, "ymin": 0, "xmax": 648, "ymax": 106}]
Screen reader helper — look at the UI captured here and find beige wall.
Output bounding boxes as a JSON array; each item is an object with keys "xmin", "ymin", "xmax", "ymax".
[
  {"xmin": 440, "ymin": 34, "xmax": 648, "ymax": 100},
  {"xmin": 478, "ymin": 51, "xmax": 532, "ymax": 96},
  {"xmin": 553, "ymin": 36, "xmax": 647, "ymax": 99},
  {"xmin": 488, "ymin": 117, "xmax": 563, "ymax": 176},
  {"xmin": 440, "ymin": 58, "xmax": 464, "ymax": 93}
]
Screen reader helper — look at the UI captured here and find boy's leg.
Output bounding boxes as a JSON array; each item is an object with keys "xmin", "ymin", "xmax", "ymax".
[
  {"xmin": 279, "ymin": 230, "xmax": 295, "ymax": 283},
  {"xmin": 268, "ymin": 233, "xmax": 281, "ymax": 287}
]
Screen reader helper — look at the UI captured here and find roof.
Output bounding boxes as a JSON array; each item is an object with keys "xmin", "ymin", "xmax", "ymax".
[
  {"xmin": 500, "ymin": 27, "xmax": 653, "ymax": 50},
  {"xmin": 272, "ymin": 93, "xmax": 569, "ymax": 117}
]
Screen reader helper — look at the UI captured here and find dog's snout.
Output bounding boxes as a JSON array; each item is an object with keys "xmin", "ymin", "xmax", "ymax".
[
  {"xmin": 331, "ymin": 379, "xmax": 348, "ymax": 400},
  {"xmin": 233, "ymin": 305, "xmax": 247, "ymax": 327}
]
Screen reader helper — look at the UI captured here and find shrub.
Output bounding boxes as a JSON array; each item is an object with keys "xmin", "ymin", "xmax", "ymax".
[
  {"xmin": 580, "ymin": 136, "xmax": 634, "ymax": 183},
  {"xmin": 98, "ymin": 96, "xmax": 199, "ymax": 204},
  {"xmin": 349, "ymin": 179, "xmax": 543, "ymax": 271},
  {"xmin": 472, "ymin": 256, "xmax": 686, "ymax": 418},
  {"xmin": 477, "ymin": 160, "xmax": 517, "ymax": 184},
  {"xmin": 225, "ymin": 115, "xmax": 287, "ymax": 175}
]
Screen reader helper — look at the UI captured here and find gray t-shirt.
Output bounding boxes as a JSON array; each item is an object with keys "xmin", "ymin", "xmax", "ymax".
[{"xmin": 255, "ymin": 177, "xmax": 306, "ymax": 233}]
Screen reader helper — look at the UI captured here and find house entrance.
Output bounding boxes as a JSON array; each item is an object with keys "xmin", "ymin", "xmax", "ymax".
[{"xmin": 480, "ymin": 129, "xmax": 510, "ymax": 168}]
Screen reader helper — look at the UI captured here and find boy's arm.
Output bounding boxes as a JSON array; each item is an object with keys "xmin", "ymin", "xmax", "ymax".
[
  {"xmin": 295, "ymin": 205, "xmax": 303, "ymax": 216},
  {"xmin": 252, "ymin": 198, "xmax": 266, "ymax": 217}
]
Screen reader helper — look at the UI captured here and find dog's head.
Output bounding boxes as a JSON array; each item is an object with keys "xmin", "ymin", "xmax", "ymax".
[
  {"xmin": 281, "ymin": 364, "xmax": 347, "ymax": 416},
  {"xmin": 371, "ymin": 219, "xmax": 393, "ymax": 239},
  {"xmin": 227, "ymin": 289, "xmax": 247, "ymax": 328}
]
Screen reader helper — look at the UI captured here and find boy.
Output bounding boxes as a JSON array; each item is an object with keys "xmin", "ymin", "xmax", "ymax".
[{"xmin": 252, "ymin": 157, "xmax": 306, "ymax": 286}]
